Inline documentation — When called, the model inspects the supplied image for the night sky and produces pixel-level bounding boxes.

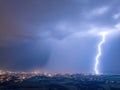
[0,0,120,74]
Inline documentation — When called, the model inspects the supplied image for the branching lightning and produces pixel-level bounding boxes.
[94,32,107,74]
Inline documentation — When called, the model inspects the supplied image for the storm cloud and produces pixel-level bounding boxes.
[0,0,120,73]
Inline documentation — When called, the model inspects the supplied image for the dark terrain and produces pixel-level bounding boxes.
[0,73,120,90]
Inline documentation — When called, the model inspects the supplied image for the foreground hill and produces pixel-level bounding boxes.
[0,73,120,90]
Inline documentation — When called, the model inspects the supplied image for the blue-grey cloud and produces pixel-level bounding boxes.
[0,0,120,73]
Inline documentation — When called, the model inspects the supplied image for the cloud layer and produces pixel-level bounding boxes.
[0,0,120,73]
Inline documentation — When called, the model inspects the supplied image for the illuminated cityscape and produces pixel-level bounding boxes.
[0,70,120,90]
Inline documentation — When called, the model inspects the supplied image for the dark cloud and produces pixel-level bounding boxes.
[0,0,120,73]
[0,40,51,71]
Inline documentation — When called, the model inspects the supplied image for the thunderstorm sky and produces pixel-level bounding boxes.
[0,0,120,74]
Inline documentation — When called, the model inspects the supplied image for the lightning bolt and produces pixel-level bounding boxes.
[94,32,107,74]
